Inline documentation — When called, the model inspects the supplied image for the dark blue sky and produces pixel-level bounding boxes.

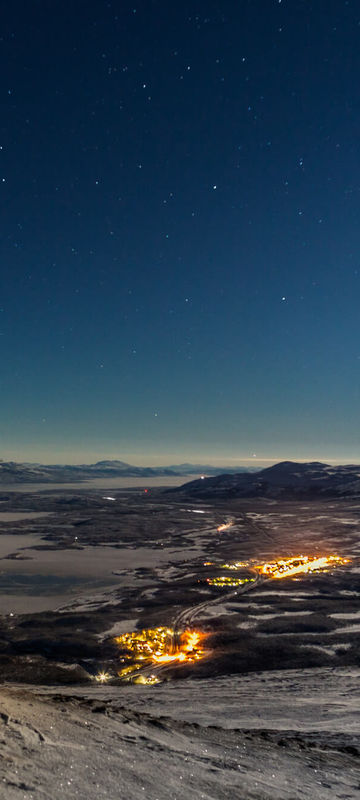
[1,0,359,464]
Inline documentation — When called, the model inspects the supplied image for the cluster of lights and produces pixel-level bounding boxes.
[131,674,160,685]
[256,554,350,579]
[204,555,350,589]
[95,553,350,687]
[217,521,234,532]
[114,626,206,681]
[206,576,255,587]
[115,626,174,659]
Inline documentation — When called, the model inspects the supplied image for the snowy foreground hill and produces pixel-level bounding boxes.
[1,667,359,799]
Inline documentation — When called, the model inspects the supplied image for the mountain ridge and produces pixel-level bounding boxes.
[168,460,360,499]
[0,459,252,484]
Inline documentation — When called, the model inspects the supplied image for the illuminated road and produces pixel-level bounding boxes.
[109,508,351,686]
[113,569,263,684]
[172,568,262,632]
[130,553,349,683]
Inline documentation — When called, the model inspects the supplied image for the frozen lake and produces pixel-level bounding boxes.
[1,540,200,577]
[0,528,203,613]
[0,475,199,493]
[0,512,52,522]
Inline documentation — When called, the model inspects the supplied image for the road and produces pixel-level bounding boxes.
[172,568,262,632]
[132,568,263,681]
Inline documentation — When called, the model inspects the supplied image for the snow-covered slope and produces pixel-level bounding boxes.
[1,667,359,800]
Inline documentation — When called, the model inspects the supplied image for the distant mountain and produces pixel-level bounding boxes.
[164,463,255,476]
[0,459,257,484]
[168,461,360,499]
[0,460,178,484]
[86,460,133,470]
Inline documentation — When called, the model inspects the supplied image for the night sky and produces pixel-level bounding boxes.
[1,0,359,465]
